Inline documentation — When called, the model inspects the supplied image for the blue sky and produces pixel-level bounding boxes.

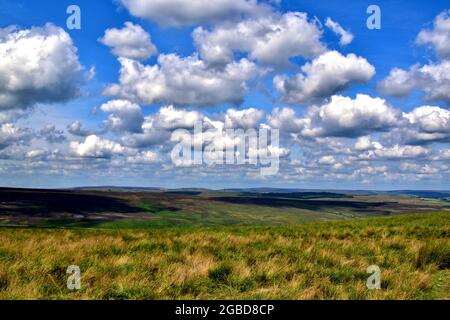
[0,0,449,190]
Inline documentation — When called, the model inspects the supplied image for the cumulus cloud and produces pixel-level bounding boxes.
[127,150,159,164]
[301,94,399,138]
[120,106,202,148]
[416,10,450,60]
[121,106,266,149]
[248,145,290,160]
[404,106,450,133]
[69,135,127,158]
[100,100,144,133]
[99,22,157,61]
[378,67,416,97]
[378,61,450,104]
[318,155,336,165]
[0,23,89,111]
[379,11,450,105]
[266,107,305,133]
[193,12,326,68]
[366,145,429,160]
[433,149,450,160]
[25,148,62,161]
[39,125,66,144]
[0,109,27,124]
[168,114,289,168]
[104,55,260,107]
[0,123,30,149]
[325,18,354,46]
[399,163,441,175]
[224,108,264,129]
[3,6,450,187]
[67,121,95,137]
[395,106,450,144]
[274,51,375,104]
[119,0,269,27]
[354,136,383,151]
[145,106,203,130]
[26,149,50,159]
[121,130,171,149]
[267,95,398,139]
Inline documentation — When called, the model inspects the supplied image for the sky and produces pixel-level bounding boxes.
[0,0,449,190]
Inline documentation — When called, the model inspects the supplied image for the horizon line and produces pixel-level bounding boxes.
[0,186,449,193]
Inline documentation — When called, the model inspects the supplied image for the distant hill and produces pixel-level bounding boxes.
[70,186,165,192]
[67,186,450,199]
[1,187,448,229]
[384,190,450,199]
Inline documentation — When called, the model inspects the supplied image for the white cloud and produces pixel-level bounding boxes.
[267,95,398,139]
[0,23,89,110]
[127,150,159,164]
[26,149,49,159]
[119,0,268,27]
[325,18,354,46]
[0,109,27,124]
[395,106,450,144]
[121,130,171,148]
[301,94,399,138]
[377,67,417,97]
[193,12,326,67]
[224,108,264,129]
[266,107,305,133]
[145,105,203,130]
[104,55,261,107]
[67,121,94,137]
[353,144,429,161]
[121,106,265,149]
[399,162,441,175]
[353,165,388,176]
[274,51,375,103]
[0,123,29,149]
[120,106,202,148]
[416,10,450,60]
[380,11,450,105]
[378,61,450,105]
[318,155,336,165]
[99,22,157,61]
[354,136,383,151]
[433,149,450,160]
[372,145,429,160]
[100,99,144,133]
[39,124,66,144]
[69,135,127,158]
[404,106,450,133]
[248,145,290,160]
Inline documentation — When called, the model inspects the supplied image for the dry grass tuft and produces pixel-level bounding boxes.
[0,212,448,299]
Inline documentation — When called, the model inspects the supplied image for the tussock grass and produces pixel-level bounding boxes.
[416,242,450,270]
[0,212,448,300]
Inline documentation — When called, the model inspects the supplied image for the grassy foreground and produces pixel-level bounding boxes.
[0,212,448,300]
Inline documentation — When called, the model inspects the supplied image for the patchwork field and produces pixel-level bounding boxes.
[0,188,448,300]
[0,188,449,228]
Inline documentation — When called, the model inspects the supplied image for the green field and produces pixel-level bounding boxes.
[1,188,449,228]
[0,212,448,300]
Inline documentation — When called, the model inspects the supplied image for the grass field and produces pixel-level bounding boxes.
[1,188,449,228]
[0,212,448,300]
